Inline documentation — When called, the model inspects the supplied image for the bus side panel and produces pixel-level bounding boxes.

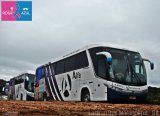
[15,83,26,100]
[86,49,107,101]
[79,67,107,101]
[55,68,94,101]
[56,73,70,101]
[93,78,107,101]
[44,66,55,100]
[80,68,94,101]
[9,86,15,100]
[34,86,39,100]
[39,78,45,100]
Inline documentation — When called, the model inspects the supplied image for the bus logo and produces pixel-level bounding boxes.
[62,74,72,97]
[1,1,32,21]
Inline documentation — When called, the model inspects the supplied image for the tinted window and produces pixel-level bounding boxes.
[51,63,56,75]
[9,79,15,86]
[44,66,49,77]
[75,51,88,69]
[55,60,65,75]
[15,76,24,85]
[97,55,110,79]
[65,56,75,72]
[47,65,52,77]
[89,47,110,80]
[54,51,88,75]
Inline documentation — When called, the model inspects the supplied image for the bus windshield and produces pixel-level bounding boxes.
[127,52,147,85]
[89,47,147,86]
[25,74,34,92]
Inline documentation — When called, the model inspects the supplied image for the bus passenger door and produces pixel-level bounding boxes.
[93,55,108,101]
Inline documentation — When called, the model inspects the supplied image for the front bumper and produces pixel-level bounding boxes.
[107,87,148,102]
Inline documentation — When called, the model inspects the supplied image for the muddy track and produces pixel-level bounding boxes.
[0,101,159,116]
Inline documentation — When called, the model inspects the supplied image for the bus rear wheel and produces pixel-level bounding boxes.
[20,94,23,101]
[43,92,47,101]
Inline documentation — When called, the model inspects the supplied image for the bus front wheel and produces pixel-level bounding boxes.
[81,88,90,102]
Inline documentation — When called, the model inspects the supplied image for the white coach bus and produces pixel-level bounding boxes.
[34,44,154,102]
[8,73,35,100]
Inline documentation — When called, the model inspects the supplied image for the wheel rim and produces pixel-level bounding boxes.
[84,94,90,102]
[43,96,47,101]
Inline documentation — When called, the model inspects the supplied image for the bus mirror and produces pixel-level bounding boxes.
[96,52,112,64]
[143,58,154,70]
[150,62,154,70]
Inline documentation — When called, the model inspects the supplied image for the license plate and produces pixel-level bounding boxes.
[129,96,136,100]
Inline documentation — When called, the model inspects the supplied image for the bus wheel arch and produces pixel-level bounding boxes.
[81,87,90,102]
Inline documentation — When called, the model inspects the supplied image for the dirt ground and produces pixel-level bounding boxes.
[0,101,160,116]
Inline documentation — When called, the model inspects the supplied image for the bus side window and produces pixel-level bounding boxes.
[65,56,75,72]
[55,60,65,75]
[51,63,56,75]
[75,51,89,70]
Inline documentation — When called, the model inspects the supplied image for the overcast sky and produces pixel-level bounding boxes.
[0,0,160,87]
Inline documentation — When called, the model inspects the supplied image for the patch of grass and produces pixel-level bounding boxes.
[147,86,160,104]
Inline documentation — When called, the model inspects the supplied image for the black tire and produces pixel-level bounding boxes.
[20,94,23,101]
[43,92,47,101]
[81,90,90,102]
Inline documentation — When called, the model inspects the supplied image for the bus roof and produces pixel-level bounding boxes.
[10,73,35,80]
[39,43,139,68]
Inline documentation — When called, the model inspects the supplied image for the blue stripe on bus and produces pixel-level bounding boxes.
[50,65,64,101]
[44,67,54,100]
[47,66,59,100]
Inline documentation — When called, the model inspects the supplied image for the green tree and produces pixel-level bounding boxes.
[0,79,6,95]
